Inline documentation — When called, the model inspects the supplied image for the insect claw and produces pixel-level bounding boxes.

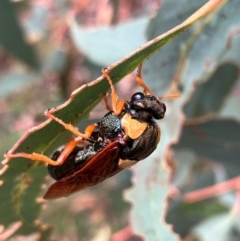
[44,109,50,115]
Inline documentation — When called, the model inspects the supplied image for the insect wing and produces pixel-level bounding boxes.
[44,141,122,199]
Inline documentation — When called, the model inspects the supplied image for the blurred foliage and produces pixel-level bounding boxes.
[0,0,38,68]
[0,0,240,241]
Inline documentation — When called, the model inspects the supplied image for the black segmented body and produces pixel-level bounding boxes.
[48,140,107,180]
[48,92,166,180]
[97,111,123,140]
[120,120,160,160]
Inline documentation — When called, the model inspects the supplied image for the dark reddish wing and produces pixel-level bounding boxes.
[44,141,122,199]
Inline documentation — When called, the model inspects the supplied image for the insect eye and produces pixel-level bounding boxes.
[131,92,144,101]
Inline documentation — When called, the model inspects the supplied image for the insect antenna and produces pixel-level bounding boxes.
[136,64,153,95]
[158,93,181,100]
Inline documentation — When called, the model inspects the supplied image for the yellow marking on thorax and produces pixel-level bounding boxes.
[118,159,138,168]
[121,113,148,139]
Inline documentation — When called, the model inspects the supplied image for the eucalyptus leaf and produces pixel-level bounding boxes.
[70,17,149,66]
[184,63,239,119]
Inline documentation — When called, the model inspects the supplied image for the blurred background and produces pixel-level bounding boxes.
[0,0,240,240]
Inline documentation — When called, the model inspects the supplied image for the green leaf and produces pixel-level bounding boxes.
[184,63,239,119]
[144,0,205,94]
[125,158,179,241]
[172,119,240,165]
[0,0,38,68]
[165,150,230,237]
[70,16,149,66]
[166,199,228,237]
[192,213,237,241]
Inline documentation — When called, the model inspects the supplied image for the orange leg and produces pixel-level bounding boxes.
[4,111,97,165]
[45,110,97,139]
[136,64,153,95]
[102,68,125,116]
[103,93,112,112]
[4,137,84,166]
